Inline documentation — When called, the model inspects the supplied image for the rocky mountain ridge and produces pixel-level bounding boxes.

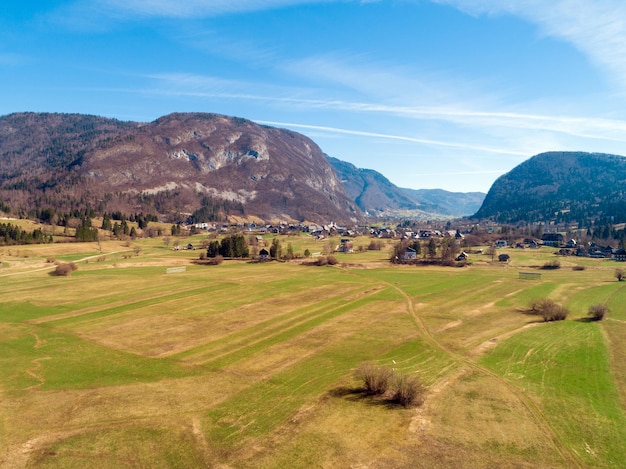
[0,112,359,223]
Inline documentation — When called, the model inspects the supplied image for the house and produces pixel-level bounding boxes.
[337,239,354,253]
[613,248,626,262]
[576,247,588,257]
[258,248,270,260]
[456,252,469,261]
[542,233,564,247]
[498,253,510,262]
[403,247,417,261]
[495,239,507,248]
[589,246,605,258]
[565,239,577,248]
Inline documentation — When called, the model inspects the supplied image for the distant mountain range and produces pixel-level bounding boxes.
[326,156,485,217]
[0,112,485,223]
[474,151,626,226]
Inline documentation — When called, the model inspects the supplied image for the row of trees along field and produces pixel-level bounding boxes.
[0,223,52,245]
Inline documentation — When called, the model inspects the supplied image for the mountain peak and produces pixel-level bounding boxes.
[0,112,359,223]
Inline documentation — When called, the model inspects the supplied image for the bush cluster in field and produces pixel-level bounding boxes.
[541,259,561,270]
[528,298,610,322]
[355,362,425,408]
[50,261,78,276]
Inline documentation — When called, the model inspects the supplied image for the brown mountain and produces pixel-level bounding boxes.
[0,112,360,223]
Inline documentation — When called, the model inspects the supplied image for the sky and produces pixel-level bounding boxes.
[2,1,626,193]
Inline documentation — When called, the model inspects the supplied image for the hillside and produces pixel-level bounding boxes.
[401,188,485,218]
[327,156,484,217]
[0,112,359,223]
[473,151,626,224]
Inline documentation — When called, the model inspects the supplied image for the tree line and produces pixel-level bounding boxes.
[0,223,52,245]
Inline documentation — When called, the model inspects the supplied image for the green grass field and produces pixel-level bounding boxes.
[1,238,625,468]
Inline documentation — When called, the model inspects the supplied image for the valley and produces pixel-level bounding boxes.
[1,235,625,468]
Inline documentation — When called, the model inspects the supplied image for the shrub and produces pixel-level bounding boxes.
[210,255,224,265]
[368,240,383,251]
[327,255,338,265]
[541,259,561,270]
[588,304,610,321]
[572,265,586,271]
[616,268,625,282]
[392,374,425,408]
[355,362,392,395]
[528,298,550,313]
[528,298,569,322]
[51,262,77,276]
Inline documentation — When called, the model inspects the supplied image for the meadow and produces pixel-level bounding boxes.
[1,234,625,468]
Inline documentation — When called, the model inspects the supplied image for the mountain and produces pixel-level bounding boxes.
[326,156,417,212]
[326,156,485,217]
[473,151,626,225]
[401,188,486,218]
[0,112,359,223]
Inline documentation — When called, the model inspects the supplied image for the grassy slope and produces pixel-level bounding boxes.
[0,240,625,468]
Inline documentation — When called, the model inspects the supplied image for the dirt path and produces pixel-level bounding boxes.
[356,270,584,468]
[23,357,51,391]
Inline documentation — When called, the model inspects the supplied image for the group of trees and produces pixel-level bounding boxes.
[101,212,157,231]
[391,238,460,265]
[188,196,245,224]
[75,218,99,242]
[0,223,52,245]
[206,234,249,258]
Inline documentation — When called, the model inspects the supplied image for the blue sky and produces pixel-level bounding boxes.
[2,1,626,192]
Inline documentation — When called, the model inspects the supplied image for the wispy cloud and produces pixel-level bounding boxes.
[255,120,528,156]
[145,72,626,145]
[60,0,338,21]
[282,54,454,104]
[433,0,626,91]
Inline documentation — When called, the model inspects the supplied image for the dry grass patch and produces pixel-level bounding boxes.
[229,300,402,379]
[422,369,565,467]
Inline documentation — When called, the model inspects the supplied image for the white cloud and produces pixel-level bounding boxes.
[145,71,626,146]
[256,120,528,155]
[433,0,626,91]
[282,54,453,103]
